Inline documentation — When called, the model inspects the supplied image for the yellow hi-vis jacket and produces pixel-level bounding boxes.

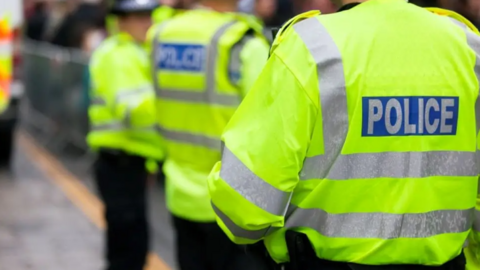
[148,8,270,222]
[87,32,165,162]
[209,0,480,266]
[0,14,11,114]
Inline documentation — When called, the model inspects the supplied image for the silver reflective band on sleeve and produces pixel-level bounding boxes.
[294,17,348,177]
[0,41,12,56]
[91,121,124,131]
[301,151,478,180]
[90,97,106,106]
[116,86,154,101]
[212,202,269,240]
[157,125,221,150]
[474,210,480,232]
[92,121,158,132]
[286,207,474,239]
[153,21,242,107]
[448,18,480,175]
[220,146,292,216]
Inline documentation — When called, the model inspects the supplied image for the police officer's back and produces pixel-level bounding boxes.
[87,0,164,269]
[148,0,270,269]
[209,0,480,269]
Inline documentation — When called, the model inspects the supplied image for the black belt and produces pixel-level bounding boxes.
[97,149,146,168]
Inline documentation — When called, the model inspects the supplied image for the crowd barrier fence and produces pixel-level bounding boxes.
[21,39,93,167]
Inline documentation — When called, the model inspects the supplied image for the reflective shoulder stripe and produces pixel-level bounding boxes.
[448,17,480,153]
[153,20,242,107]
[286,206,473,239]
[228,34,255,87]
[294,17,348,179]
[474,210,480,232]
[212,202,270,240]
[220,146,292,216]
[157,125,221,150]
[270,10,321,56]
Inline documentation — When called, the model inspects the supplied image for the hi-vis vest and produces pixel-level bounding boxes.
[87,33,165,161]
[208,0,480,266]
[0,14,11,114]
[150,9,266,221]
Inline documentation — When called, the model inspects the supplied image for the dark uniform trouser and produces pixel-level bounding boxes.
[172,215,270,270]
[94,151,149,270]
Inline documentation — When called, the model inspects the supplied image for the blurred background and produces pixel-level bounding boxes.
[0,0,479,269]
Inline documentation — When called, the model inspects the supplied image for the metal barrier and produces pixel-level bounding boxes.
[21,39,92,163]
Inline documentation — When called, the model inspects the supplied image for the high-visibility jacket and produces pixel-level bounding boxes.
[466,232,480,270]
[0,14,11,114]
[148,8,270,222]
[87,32,165,162]
[106,6,177,36]
[208,0,480,266]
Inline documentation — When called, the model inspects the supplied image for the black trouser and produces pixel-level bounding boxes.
[172,215,269,270]
[94,151,149,270]
[282,231,466,270]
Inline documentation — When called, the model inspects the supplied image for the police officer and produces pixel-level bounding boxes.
[208,0,480,269]
[87,0,164,269]
[148,0,270,269]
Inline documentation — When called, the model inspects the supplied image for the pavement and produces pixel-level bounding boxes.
[0,131,177,270]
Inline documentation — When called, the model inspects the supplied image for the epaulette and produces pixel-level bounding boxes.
[269,10,321,57]
[426,7,480,34]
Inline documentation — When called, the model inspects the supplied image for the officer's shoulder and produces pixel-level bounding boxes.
[90,36,126,64]
[425,7,480,34]
[270,10,321,55]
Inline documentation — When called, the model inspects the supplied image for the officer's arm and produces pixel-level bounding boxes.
[90,49,154,128]
[208,44,318,244]
[238,36,270,97]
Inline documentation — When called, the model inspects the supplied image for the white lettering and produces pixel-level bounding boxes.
[418,98,424,134]
[182,47,203,69]
[368,99,383,135]
[425,98,440,134]
[440,98,454,133]
[404,98,416,134]
[385,99,402,134]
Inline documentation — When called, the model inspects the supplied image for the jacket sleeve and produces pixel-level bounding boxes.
[89,45,155,129]
[238,36,270,97]
[208,51,318,244]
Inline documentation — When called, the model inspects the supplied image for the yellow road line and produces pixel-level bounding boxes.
[18,131,171,270]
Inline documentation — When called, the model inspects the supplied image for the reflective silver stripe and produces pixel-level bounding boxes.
[116,86,154,101]
[151,22,170,97]
[212,202,269,240]
[157,125,221,150]
[91,122,158,132]
[156,88,239,106]
[449,18,480,176]
[301,151,477,180]
[220,146,292,216]
[474,210,480,232]
[90,97,106,106]
[286,207,474,239]
[0,41,12,56]
[91,122,124,131]
[294,17,348,179]
[152,21,241,107]
[228,35,255,86]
